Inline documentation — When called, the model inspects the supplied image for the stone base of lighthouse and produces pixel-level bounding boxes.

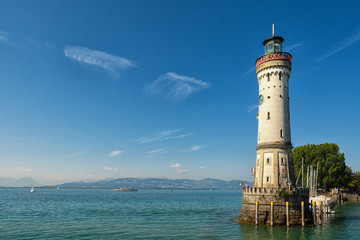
[238,187,313,225]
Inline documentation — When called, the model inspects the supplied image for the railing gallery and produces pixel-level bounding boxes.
[242,186,309,195]
[255,52,292,67]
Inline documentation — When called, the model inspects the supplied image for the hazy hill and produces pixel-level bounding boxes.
[0,177,41,187]
[55,177,252,189]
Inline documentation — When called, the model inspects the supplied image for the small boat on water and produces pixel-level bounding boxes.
[57,187,60,191]
[30,186,35,193]
[113,187,137,192]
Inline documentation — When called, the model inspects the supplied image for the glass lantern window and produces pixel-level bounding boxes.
[265,43,274,54]
[274,44,281,52]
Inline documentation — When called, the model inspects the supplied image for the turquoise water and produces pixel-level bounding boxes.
[0,189,359,239]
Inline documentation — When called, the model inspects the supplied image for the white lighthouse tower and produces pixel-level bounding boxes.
[254,25,295,189]
[238,25,312,225]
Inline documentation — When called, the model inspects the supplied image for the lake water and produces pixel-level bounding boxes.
[0,188,359,239]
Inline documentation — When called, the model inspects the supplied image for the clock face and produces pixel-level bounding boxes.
[259,95,264,105]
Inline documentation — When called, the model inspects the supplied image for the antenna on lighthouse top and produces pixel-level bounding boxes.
[272,24,275,36]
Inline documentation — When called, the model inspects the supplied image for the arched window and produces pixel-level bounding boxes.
[279,72,282,80]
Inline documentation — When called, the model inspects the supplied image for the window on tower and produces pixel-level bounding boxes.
[280,129,283,138]
[266,177,270,182]
[267,73,270,81]
[274,44,280,52]
[267,112,270,120]
[279,72,282,80]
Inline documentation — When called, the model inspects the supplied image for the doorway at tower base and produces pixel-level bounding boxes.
[238,187,313,225]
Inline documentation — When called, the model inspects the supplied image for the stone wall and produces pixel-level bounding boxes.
[239,187,313,225]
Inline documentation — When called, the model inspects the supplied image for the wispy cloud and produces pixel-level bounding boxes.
[242,66,256,77]
[198,166,205,169]
[169,162,187,174]
[19,168,32,173]
[66,152,87,158]
[144,72,210,101]
[284,43,302,52]
[137,129,193,144]
[315,28,360,62]
[170,162,181,168]
[146,148,168,156]
[178,145,203,153]
[247,104,258,113]
[64,45,136,78]
[0,30,15,47]
[108,150,123,157]
[26,36,54,51]
[103,166,118,172]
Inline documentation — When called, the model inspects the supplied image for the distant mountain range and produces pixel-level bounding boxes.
[54,178,252,189]
[0,177,41,187]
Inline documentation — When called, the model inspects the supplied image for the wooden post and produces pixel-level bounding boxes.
[318,201,322,225]
[301,201,305,226]
[310,200,313,214]
[270,201,274,226]
[286,201,289,226]
[313,201,316,225]
[255,201,259,225]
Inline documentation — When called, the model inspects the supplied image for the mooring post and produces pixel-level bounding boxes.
[310,200,313,214]
[301,201,305,226]
[286,201,289,226]
[313,201,316,226]
[255,201,259,225]
[270,201,274,226]
[318,201,322,225]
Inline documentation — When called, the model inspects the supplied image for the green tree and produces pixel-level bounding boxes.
[293,143,351,190]
[348,171,360,191]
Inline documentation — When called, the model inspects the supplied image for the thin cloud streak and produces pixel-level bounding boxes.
[242,66,256,77]
[108,150,123,157]
[146,148,168,157]
[20,168,32,173]
[64,45,136,78]
[315,28,360,62]
[284,43,302,52]
[144,72,210,100]
[66,152,87,158]
[179,145,203,153]
[137,129,194,144]
[0,30,15,47]
[247,104,258,113]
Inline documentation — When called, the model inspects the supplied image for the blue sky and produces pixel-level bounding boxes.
[0,0,359,184]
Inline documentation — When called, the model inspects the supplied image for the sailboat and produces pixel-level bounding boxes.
[30,186,35,193]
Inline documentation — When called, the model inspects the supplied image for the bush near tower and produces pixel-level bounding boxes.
[293,143,353,191]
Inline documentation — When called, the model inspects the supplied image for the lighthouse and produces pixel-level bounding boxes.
[254,25,295,189]
[238,25,312,225]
